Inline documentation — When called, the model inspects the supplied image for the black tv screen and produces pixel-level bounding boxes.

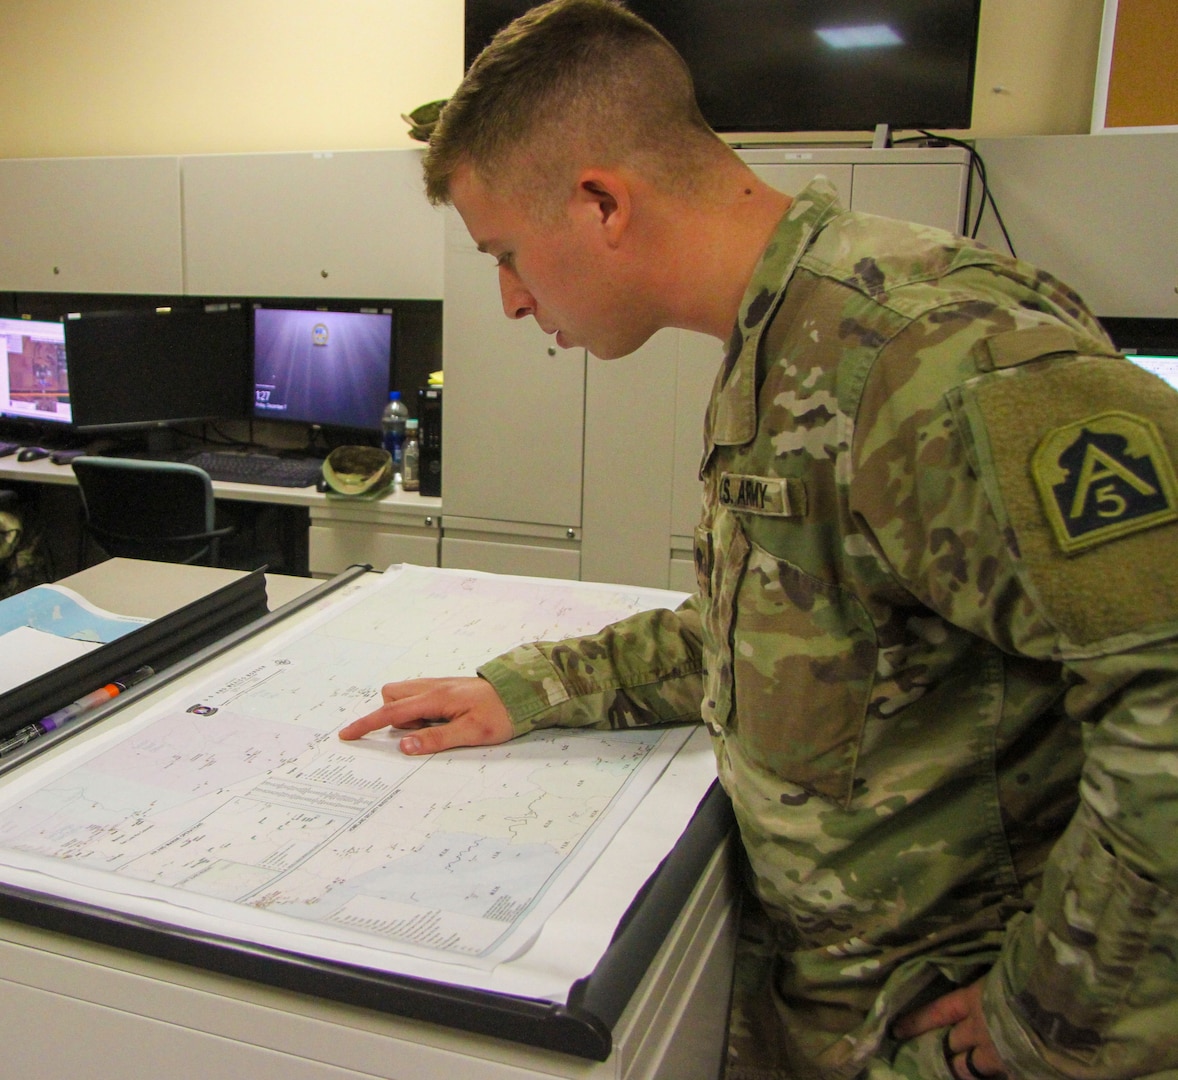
[65,306,252,432]
[465,0,981,133]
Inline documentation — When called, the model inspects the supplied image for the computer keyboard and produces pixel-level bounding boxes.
[186,450,325,488]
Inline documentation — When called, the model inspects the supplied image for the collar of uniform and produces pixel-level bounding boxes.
[705,177,844,456]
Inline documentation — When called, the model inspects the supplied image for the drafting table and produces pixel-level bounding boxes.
[0,560,737,1080]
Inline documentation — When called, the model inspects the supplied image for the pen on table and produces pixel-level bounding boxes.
[0,664,155,758]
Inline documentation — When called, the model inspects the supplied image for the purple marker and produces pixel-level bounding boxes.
[0,664,155,757]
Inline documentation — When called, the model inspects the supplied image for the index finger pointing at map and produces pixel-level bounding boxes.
[337,678,434,736]
[338,676,515,753]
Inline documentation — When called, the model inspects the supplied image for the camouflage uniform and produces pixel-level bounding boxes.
[0,501,51,599]
[479,178,1178,1078]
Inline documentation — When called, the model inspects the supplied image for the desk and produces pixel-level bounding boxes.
[0,453,443,578]
[0,560,737,1080]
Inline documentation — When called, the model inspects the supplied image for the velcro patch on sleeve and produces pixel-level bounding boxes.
[718,473,806,517]
[956,355,1178,648]
[1032,411,1178,554]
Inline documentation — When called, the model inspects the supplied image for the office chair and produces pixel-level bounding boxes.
[72,457,233,566]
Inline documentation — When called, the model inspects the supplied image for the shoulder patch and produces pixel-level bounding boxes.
[953,354,1178,647]
[1032,411,1178,554]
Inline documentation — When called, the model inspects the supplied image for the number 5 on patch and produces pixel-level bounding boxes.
[1033,410,1178,554]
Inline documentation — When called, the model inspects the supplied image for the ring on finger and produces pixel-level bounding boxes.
[963,1046,987,1080]
[941,1026,955,1068]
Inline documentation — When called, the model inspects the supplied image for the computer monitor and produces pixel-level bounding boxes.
[252,307,393,432]
[0,317,71,425]
[391,300,443,420]
[65,305,252,432]
[1125,352,1178,393]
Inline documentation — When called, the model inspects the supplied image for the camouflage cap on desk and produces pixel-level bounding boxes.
[322,446,394,497]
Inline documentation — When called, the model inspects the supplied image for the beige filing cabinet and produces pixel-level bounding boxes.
[0,155,184,294]
[180,149,443,300]
[308,495,442,577]
[0,149,441,301]
[440,208,587,579]
[580,328,680,588]
[740,144,971,234]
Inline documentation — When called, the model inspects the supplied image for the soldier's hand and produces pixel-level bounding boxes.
[339,676,514,755]
[893,977,1007,1079]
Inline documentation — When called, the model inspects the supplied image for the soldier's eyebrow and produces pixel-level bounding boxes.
[475,241,512,267]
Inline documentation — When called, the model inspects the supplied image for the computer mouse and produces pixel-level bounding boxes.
[16,447,51,462]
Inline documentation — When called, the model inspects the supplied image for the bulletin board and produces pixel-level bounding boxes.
[1092,0,1178,132]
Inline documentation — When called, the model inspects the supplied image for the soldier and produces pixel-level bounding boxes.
[341,2,1178,1077]
[0,491,51,598]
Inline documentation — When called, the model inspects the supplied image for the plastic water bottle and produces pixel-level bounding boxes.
[380,391,409,471]
[402,418,420,491]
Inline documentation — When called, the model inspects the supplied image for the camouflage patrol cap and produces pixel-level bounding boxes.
[322,446,394,497]
[402,99,448,143]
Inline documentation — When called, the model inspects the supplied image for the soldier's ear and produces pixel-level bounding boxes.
[573,169,631,246]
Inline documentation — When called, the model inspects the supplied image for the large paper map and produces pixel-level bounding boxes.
[0,566,699,979]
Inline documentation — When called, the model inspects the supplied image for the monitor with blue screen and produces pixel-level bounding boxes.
[252,308,393,432]
[1126,352,1178,393]
[0,317,71,425]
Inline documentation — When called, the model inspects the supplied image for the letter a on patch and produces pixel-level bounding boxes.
[1032,411,1178,554]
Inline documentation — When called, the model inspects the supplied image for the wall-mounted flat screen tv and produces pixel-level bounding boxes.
[465,0,982,134]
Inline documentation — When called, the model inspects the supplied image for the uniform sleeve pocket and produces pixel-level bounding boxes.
[995,807,1177,1071]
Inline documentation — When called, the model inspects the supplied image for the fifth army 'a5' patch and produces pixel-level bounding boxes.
[1032,411,1178,554]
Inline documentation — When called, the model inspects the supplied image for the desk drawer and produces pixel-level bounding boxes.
[308,523,439,577]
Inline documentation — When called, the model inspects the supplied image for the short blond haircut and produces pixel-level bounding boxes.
[423,0,727,215]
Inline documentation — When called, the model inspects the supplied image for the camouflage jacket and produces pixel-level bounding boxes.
[479,179,1178,1079]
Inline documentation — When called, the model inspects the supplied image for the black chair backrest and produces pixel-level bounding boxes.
[72,457,230,565]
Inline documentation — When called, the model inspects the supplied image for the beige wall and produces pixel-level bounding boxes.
[0,0,464,157]
[971,0,1105,136]
[0,0,1104,160]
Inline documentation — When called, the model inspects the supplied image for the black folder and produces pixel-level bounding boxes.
[0,568,270,737]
